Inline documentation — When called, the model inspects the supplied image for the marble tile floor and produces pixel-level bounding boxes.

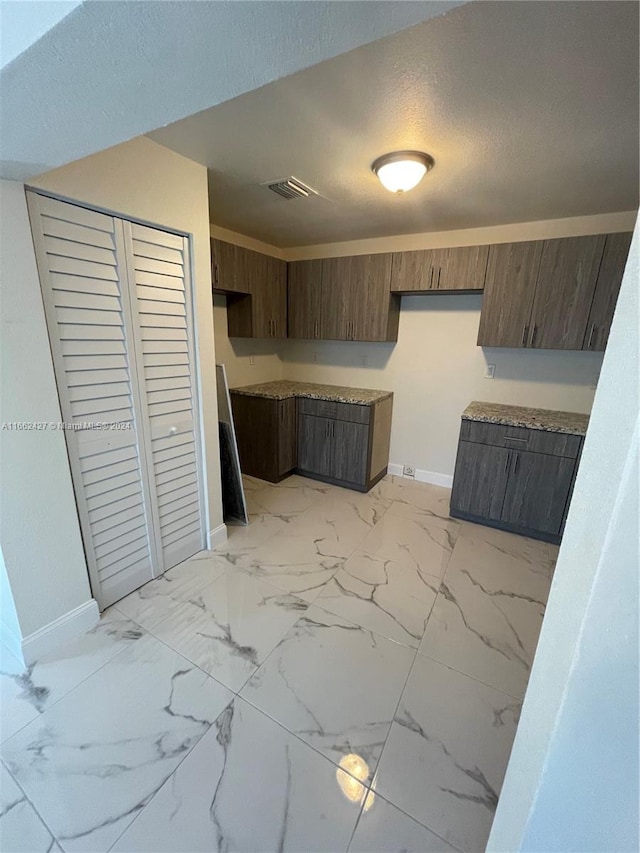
[0,474,557,853]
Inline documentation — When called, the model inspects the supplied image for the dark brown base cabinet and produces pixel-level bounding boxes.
[230,392,393,492]
[296,397,392,491]
[229,393,297,483]
[450,420,583,544]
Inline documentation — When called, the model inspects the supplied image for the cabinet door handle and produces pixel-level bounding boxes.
[314,319,319,338]
[504,451,511,473]
[587,323,597,349]
[513,452,520,475]
[214,265,219,285]
[436,267,441,289]
[429,267,434,289]
[529,324,538,346]
[521,324,529,346]
[331,421,335,438]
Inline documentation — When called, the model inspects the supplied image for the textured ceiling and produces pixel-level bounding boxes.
[1,0,461,179]
[149,1,640,248]
[0,0,82,68]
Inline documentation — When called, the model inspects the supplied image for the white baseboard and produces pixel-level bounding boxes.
[388,463,453,489]
[22,599,99,664]
[207,523,228,550]
[0,621,24,667]
[415,468,454,489]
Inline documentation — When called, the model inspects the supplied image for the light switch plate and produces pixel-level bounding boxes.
[249,355,256,366]
[484,363,496,379]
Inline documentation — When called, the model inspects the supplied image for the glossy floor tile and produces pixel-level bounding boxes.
[316,550,439,649]
[283,488,390,559]
[111,696,364,853]
[348,790,458,853]
[115,550,230,630]
[1,633,232,853]
[360,504,460,581]
[149,569,310,691]
[226,530,345,602]
[419,522,554,698]
[0,475,552,853]
[374,655,520,853]
[0,764,61,853]
[0,612,142,744]
[240,604,415,780]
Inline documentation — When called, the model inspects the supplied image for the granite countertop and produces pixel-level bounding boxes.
[230,379,392,406]
[462,401,589,435]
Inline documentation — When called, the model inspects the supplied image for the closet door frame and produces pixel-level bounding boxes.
[27,188,206,605]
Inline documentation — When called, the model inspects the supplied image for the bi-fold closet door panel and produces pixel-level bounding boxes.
[122,222,203,570]
[27,192,204,608]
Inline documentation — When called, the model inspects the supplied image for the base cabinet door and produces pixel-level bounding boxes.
[278,398,297,476]
[297,414,333,477]
[500,450,575,535]
[450,441,510,521]
[331,420,369,485]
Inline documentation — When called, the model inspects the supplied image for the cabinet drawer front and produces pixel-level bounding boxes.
[460,419,582,458]
[298,397,371,424]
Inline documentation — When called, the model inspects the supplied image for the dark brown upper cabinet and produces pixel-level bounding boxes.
[288,260,322,339]
[288,254,399,342]
[477,241,544,348]
[321,254,399,342]
[527,235,605,350]
[211,239,250,294]
[391,245,489,293]
[583,232,633,351]
[477,233,631,351]
[390,248,449,292]
[212,239,287,338]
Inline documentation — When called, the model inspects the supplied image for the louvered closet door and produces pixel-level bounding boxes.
[123,222,204,570]
[27,193,157,607]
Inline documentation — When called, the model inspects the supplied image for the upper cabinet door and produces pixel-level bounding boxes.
[440,245,489,291]
[583,232,633,351]
[321,257,355,340]
[528,235,605,350]
[211,239,250,294]
[288,260,322,339]
[352,253,394,341]
[477,241,543,347]
[390,249,448,292]
[264,254,288,338]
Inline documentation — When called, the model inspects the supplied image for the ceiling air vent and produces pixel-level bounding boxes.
[263,176,318,200]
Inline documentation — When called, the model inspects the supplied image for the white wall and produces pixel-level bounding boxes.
[283,300,603,479]
[0,546,26,665]
[210,223,285,387]
[31,136,223,544]
[488,223,639,852]
[213,296,283,389]
[214,211,636,479]
[0,179,92,638]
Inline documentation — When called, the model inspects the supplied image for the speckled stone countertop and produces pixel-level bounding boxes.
[462,401,589,435]
[230,380,392,406]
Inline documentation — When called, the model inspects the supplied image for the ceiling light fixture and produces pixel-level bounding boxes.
[371,150,435,194]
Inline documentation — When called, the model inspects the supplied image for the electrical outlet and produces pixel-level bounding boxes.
[403,465,415,478]
[361,353,369,367]
[249,355,256,366]
[484,363,496,379]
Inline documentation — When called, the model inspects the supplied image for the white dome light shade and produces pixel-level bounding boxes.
[372,151,435,194]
